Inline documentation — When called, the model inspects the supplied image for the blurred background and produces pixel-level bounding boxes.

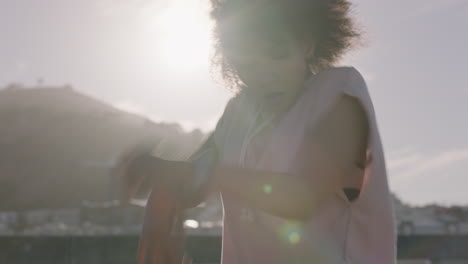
[1,0,468,263]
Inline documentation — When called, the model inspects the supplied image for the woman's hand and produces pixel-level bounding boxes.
[114,142,170,204]
[114,142,196,206]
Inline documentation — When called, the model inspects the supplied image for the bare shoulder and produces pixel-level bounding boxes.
[314,93,368,137]
[310,93,369,169]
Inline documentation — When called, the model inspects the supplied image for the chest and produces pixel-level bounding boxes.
[219,100,312,174]
[242,114,275,168]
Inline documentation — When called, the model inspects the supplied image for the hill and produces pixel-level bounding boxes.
[0,84,206,210]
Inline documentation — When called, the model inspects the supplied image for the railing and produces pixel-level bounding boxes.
[1,235,468,264]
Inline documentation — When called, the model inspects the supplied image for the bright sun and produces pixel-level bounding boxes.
[153,1,213,71]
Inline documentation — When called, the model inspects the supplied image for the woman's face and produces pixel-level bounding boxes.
[223,25,313,115]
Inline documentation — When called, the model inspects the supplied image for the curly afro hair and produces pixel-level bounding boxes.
[210,0,361,90]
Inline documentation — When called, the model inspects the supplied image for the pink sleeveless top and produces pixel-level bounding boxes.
[213,67,397,264]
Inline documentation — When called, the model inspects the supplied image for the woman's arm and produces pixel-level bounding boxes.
[213,166,315,220]
[145,95,367,220]
[212,95,369,221]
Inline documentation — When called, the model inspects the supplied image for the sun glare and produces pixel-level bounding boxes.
[152,1,213,71]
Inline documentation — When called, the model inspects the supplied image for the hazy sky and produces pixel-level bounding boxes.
[1,0,467,206]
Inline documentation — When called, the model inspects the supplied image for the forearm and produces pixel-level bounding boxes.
[159,159,315,220]
[213,165,315,220]
[158,160,216,209]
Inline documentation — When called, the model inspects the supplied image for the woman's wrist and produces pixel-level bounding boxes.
[155,159,194,189]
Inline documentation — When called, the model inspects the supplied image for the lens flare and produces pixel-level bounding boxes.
[279,222,303,245]
[288,231,301,244]
[263,184,273,194]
